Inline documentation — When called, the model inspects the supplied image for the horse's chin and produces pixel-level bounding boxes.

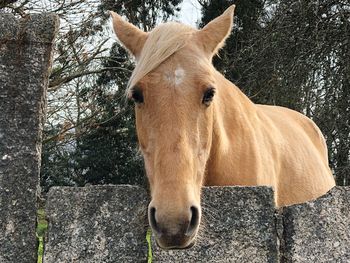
[155,237,196,250]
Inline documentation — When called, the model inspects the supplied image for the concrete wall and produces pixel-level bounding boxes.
[0,14,58,263]
[281,187,350,262]
[43,186,350,263]
[44,186,149,263]
[0,13,349,263]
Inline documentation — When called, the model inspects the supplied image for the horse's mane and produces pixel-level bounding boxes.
[127,22,195,92]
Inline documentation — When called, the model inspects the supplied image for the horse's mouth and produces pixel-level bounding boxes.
[155,237,196,250]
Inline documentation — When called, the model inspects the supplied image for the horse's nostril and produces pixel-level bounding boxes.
[186,206,199,236]
[149,207,161,234]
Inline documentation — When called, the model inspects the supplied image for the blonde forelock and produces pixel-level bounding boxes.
[127,22,196,93]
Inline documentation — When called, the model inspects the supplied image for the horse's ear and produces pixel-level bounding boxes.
[110,11,148,59]
[197,5,235,57]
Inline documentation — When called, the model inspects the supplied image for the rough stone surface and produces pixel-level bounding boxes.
[0,13,58,43]
[0,14,58,263]
[44,185,149,263]
[281,186,350,262]
[152,186,278,262]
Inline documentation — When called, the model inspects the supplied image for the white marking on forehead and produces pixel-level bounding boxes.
[163,66,186,86]
[174,67,185,86]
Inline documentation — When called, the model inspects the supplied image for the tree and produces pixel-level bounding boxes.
[1,0,183,190]
[265,0,350,185]
[39,0,183,190]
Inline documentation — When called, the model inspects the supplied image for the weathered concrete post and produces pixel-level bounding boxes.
[281,186,350,262]
[0,14,58,263]
[44,185,149,262]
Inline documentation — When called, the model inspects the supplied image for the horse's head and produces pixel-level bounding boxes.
[111,6,235,249]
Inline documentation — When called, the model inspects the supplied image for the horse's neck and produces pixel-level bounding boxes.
[213,72,257,138]
[206,72,259,185]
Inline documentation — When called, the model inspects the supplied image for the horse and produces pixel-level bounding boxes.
[110,5,335,250]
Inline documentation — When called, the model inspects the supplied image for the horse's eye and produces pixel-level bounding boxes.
[202,87,215,106]
[131,88,144,104]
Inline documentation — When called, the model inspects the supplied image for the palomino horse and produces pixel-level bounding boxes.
[110,5,335,249]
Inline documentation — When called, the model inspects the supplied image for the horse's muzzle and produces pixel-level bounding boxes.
[149,205,200,249]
